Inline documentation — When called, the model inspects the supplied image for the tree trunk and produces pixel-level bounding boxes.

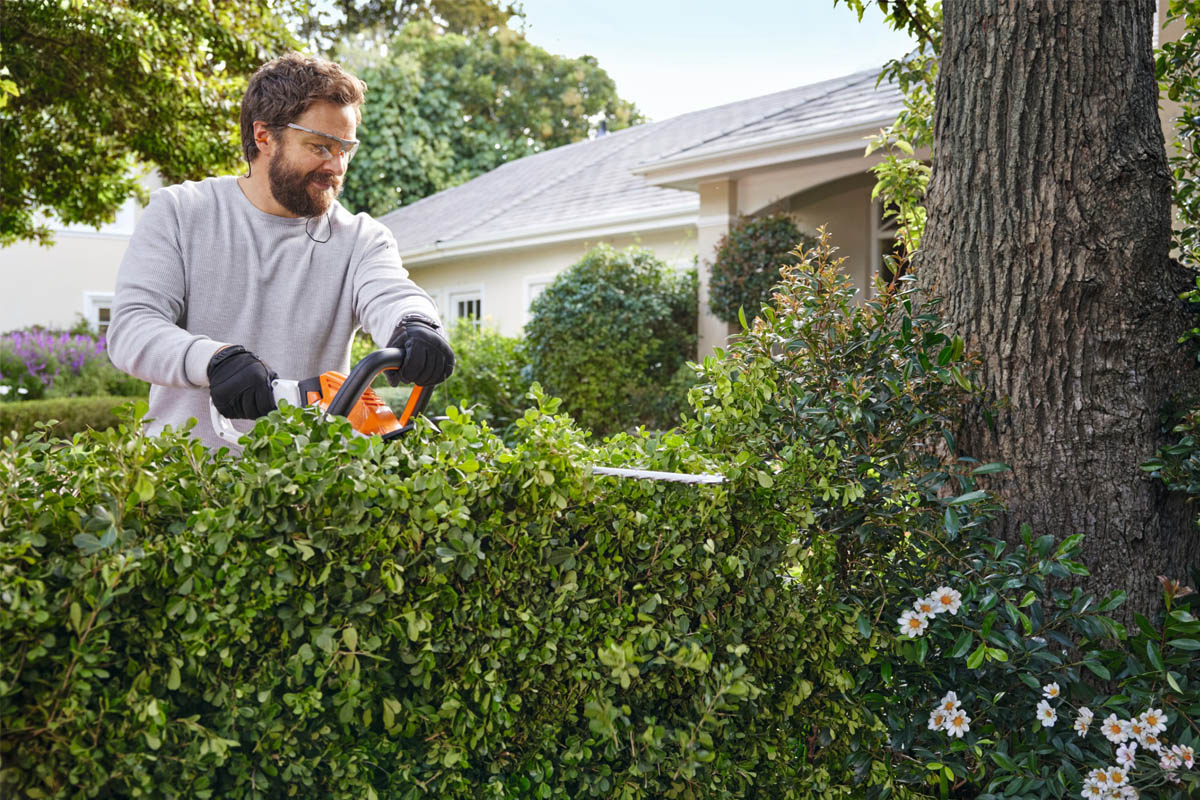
[921,0,1200,621]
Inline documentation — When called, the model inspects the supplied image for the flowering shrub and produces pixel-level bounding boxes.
[0,327,146,401]
[867,528,1200,799]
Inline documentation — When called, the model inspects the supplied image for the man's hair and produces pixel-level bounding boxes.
[240,53,367,164]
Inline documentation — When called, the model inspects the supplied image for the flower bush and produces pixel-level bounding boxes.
[0,327,147,401]
[870,537,1200,799]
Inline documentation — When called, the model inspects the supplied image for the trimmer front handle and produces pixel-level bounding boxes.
[326,347,432,428]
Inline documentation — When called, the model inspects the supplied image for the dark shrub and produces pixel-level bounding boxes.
[707,213,813,325]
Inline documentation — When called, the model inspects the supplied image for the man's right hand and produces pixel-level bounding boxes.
[207,345,278,419]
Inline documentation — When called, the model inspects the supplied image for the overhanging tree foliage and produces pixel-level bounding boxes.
[0,0,302,246]
[915,0,1200,619]
[298,0,522,49]
[339,23,641,216]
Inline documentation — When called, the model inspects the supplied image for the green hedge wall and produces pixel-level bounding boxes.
[0,391,870,799]
[0,395,133,439]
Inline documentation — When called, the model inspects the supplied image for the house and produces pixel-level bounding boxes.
[1,0,1184,350]
[380,68,905,354]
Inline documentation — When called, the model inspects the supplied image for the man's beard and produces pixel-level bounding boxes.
[267,153,342,217]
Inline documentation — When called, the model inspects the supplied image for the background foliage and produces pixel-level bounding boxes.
[435,319,532,439]
[339,22,639,216]
[525,244,697,436]
[0,395,128,439]
[707,214,811,325]
[0,0,301,245]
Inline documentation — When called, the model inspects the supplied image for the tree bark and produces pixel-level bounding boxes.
[921,0,1200,620]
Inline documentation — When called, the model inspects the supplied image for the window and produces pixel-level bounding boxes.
[449,288,483,329]
[524,274,556,325]
[83,292,114,336]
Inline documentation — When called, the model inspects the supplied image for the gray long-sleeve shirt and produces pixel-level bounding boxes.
[108,175,439,449]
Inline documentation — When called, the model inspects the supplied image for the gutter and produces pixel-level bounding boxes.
[400,205,698,267]
[634,118,898,191]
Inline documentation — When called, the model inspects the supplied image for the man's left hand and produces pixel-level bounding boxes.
[385,316,455,386]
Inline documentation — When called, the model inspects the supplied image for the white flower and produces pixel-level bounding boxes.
[1036,699,1058,727]
[1125,718,1147,742]
[898,609,929,638]
[1161,751,1182,771]
[1115,742,1138,767]
[928,709,949,731]
[945,709,970,738]
[1104,766,1128,787]
[930,586,962,615]
[937,691,961,713]
[1087,767,1110,787]
[1139,731,1164,753]
[1171,744,1194,769]
[17,386,27,394]
[1118,786,1139,799]
[1101,714,1130,744]
[1081,782,1104,800]
[1074,706,1094,737]
[1042,682,1061,699]
[1139,708,1166,734]
[913,595,937,616]
[0,385,9,395]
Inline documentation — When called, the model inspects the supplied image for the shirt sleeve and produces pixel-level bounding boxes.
[106,189,229,388]
[352,221,442,347]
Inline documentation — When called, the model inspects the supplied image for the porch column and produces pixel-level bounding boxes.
[697,179,737,357]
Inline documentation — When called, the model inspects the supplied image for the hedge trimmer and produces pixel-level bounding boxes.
[210,349,724,485]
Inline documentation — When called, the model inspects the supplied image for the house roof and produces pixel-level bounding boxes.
[380,68,901,263]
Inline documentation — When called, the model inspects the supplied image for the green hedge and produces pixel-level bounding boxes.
[0,395,134,439]
[0,390,869,799]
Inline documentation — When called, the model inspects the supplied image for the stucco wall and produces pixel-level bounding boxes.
[406,226,699,338]
[0,232,133,332]
[785,174,878,301]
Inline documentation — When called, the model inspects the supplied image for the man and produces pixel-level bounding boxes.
[108,53,453,450]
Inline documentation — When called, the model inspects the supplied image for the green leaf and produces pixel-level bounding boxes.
[970,462,1011,475]
[1166,638,1200,650]
[966,644,986,670]
[946,490,987,507]
[1146,641,1165,672]
[856,614,872,639]
[1083,660,1111,681]
[950,630,973,658]
[72,533,102,554]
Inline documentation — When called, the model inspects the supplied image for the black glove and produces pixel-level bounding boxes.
[385,316,455,386]
[207,345,278,419]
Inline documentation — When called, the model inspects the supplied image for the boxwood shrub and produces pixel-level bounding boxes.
[13,230,1175,800]
[525,244,697,435]
[0,383,873,799]
[708,214,814,326]
[0,395,130,439]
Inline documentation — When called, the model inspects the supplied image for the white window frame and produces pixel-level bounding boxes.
[448,285,485,329]
[83,291,115,336]
[523,273,557,325]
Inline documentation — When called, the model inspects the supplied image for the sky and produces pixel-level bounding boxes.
[515,0,917,122]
